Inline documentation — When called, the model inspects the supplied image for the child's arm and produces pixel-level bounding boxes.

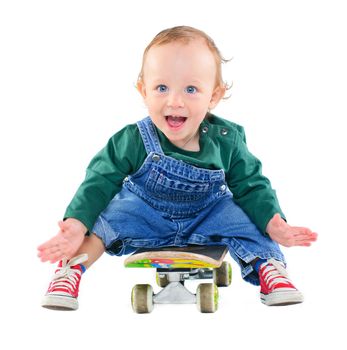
[37,218,87,263]
[266,213,318,247]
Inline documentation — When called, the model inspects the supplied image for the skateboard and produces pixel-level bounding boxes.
[124,245,232,313]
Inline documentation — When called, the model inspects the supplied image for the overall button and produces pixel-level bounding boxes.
[152,154,160,162]
[221,128,228,136]
[220,184,227,192]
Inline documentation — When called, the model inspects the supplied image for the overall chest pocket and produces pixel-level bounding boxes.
[145,168,211,201]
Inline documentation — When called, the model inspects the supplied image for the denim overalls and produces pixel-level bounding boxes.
[92,117,284,285]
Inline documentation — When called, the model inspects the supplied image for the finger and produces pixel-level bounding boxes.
[38,228,66,252]
[291,228,318,239]
[58,220,67,232]
[297,238,317,246]
[292,232,317,241]
[37,244,60,257]
[38,241,59,251]
[39,252,55,263]
[279,234,310,247]
[49,253,66,264]
[310,232,318,240]
[44,246,66,263]
[37,236,61,250]
[290,226,312,235]
[292,232,318,244]
[37,240,52,251]
[39,241,67,256]
[48,251,66,264]
[300,231,318,240]
[297,242,312,247]
[38,246,63,262]
[38,233,68,250]
[291,235,317,246]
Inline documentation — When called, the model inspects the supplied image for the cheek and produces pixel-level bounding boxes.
[143,96,154,109]
[189,96,211,111]
[145,95,162,108]
[145,100,164,118]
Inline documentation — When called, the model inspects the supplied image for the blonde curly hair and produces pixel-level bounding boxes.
[138,25,231,94]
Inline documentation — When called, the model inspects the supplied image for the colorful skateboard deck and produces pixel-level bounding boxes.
[124,245,228,269]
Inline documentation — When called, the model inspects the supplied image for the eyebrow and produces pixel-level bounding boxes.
[149,78,204,85]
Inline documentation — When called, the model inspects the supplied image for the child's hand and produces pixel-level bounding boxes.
[266,213,318,247]
[37,218,87,263]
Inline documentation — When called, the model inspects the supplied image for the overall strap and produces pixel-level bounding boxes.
[137,116,164,155]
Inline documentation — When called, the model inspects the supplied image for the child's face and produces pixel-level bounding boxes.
[137,39,225,149]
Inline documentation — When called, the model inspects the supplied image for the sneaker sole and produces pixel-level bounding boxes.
[41,294,78,311]
[260,290,304,306]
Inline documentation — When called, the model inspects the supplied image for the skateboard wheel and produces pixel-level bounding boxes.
[156,273,169,287]
[196,283,219,313]
[131,284,154,314]
[213,261,232,287]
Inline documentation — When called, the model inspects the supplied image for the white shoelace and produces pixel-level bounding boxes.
[261,258,293,290]
[50,254,88,294]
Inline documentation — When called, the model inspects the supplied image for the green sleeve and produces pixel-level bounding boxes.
[64,125,144,232]
[226,132,285,235]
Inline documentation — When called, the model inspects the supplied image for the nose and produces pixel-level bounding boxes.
[167,92,184,108]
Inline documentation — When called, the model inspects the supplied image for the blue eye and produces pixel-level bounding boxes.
[157,85,168,93]
[185,86,197,94]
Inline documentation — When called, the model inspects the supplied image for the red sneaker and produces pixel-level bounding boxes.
[41,254,88,310]
[259,258,304,306]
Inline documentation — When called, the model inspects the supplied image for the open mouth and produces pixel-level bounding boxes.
[165,115,187,129]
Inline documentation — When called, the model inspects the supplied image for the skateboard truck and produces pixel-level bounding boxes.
[124,245,232,313]
[154,270,197,304]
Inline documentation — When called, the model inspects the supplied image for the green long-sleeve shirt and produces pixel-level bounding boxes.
[64,114,285,234]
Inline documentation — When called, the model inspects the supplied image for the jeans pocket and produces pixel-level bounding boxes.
[145,168,210,201]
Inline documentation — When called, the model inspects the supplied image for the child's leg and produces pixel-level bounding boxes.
[41,233,105,311]
[73,233,105,269]
[186,195,303,305]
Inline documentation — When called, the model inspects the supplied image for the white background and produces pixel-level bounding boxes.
[1,0,346,349]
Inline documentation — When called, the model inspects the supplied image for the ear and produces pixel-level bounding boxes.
[136,80,147,99]
[208,85,226,110]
